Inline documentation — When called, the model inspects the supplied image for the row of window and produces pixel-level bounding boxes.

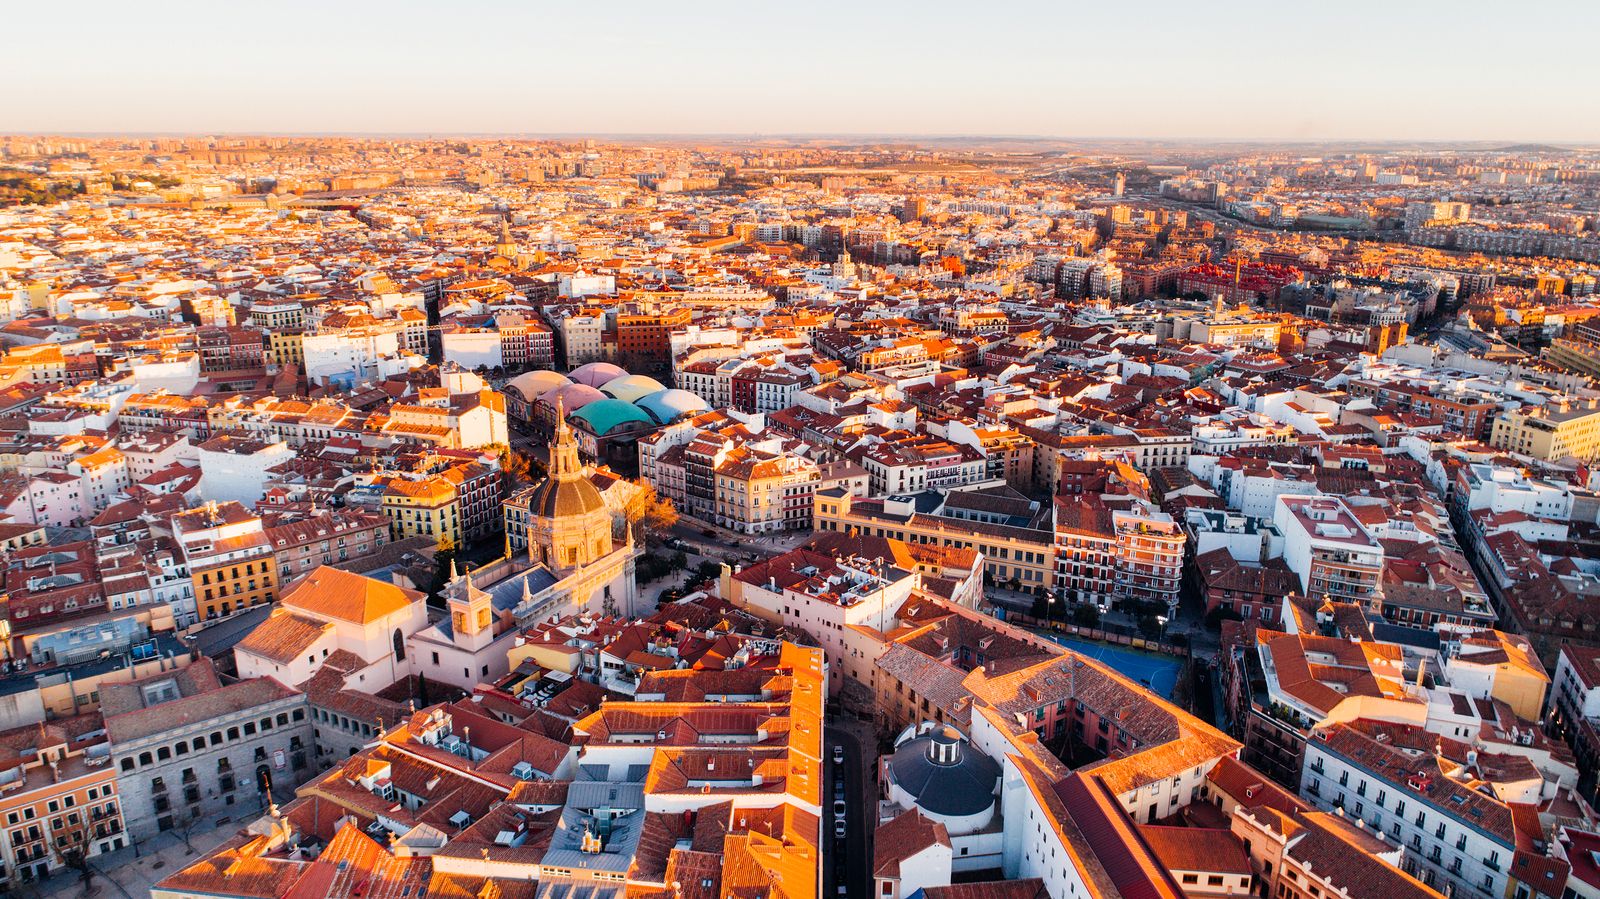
[118,709,306,771]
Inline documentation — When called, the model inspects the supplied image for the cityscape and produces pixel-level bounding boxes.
[6,9,1600,899]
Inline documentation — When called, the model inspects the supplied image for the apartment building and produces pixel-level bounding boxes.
[1218,761,1445,899]
[816,489,1055,593]
[173,501,278,620]
[0,716,125,887]
[727,548,916,694]
[1489,403,1600,462]
[1056,494,1183,612]
[615,307,690,370]
[1273,494,1384,610]
[380,474,462,550]
[1301,723,1553,899]
[263,507,390,586]
[713,446,819,533]
[195,435,295,509]
[1549,644,1600,808]
[1112,507,1186,610]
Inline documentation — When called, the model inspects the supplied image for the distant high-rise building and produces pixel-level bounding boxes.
[1403,200,1472,231]
[1112,171,1126,197]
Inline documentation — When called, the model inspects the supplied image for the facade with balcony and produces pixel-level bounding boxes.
[1274,494,1385,610]
[0,718,124,887]
[1301,725,1535,899]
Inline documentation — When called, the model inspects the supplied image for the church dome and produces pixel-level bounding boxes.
[886,725,1001,821]
[524,467,606,519]
[524,410,607,521]
[569,362,628,389]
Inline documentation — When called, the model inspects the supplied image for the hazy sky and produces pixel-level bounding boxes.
[11,0,1599,142]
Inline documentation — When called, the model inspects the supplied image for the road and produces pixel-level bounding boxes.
[666,518,811,564]
[1137,192,1399,239]
[825,725,868,899]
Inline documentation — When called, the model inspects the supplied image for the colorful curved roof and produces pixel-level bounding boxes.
[568,362,628,389]
[636,388,711,424]
[570,398,654,435]
[539,382,606,412]
[601,374,667,403]
[507,369,570,401]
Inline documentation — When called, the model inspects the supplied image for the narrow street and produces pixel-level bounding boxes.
[825,717,872,899]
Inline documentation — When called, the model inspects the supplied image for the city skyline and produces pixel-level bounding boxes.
[12,0,1600,142]
[5,6,1600,895]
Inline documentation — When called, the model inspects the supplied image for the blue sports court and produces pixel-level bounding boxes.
[1045,634,1182,699]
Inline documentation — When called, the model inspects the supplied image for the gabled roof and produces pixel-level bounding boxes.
[284,565,423,625]
[237,608,334,664]
[873,808,950,879]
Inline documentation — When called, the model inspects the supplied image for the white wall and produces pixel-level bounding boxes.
[441,331,504,371]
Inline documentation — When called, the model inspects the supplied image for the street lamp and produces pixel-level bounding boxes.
[1156,614,1168,644]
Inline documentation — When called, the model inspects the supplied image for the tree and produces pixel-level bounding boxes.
[502,448,535,490]
[619,482,679,541]
[167,804,204,855]
[431,546,457,595]
[61,840,92,888]
[1137,614,1163,642]
[1072,604,1101,628]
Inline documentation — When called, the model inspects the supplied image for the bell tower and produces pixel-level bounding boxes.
[447,564,496,652]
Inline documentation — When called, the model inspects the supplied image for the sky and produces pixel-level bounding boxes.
[10,0,1600,142]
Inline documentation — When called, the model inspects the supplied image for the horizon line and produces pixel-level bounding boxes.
[4,131,1599,149]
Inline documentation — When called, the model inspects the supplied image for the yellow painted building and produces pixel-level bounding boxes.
[173,503,277,621]
[381,475,462,550]
[266,330,305,368]
[814,489,1055,591]
[1489,403,1600,462]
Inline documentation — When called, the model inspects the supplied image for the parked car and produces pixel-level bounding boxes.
[834,819,846,839]
[832,744,845,764]
[833,799,846,821]
[833,779,844,798]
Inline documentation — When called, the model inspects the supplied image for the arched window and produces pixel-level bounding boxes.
[393,628,406,663]
[120,758,134,773]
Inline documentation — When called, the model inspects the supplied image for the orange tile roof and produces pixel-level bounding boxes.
[236,608,334,664]
[283,565,424,625]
